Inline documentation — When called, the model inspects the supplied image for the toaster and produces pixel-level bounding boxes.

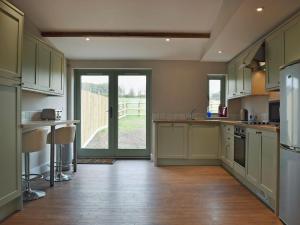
[41,109,62,120]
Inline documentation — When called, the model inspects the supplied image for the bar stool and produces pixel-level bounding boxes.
[22,129,48,201]
[46,125,76,182]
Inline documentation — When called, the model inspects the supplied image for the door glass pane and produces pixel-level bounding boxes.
[208,79,221,113]
[118,76,146,149]
[81,76,109,149]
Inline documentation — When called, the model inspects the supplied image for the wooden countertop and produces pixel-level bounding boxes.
[21,120,80,128]
[153,119,279,132]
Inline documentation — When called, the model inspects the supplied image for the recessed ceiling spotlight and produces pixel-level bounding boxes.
[165,38,171,42]
[218,50,223,54]
[256,7,264,12]
[85,37,90,41]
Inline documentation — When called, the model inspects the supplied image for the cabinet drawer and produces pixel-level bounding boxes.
[224,124,234,134]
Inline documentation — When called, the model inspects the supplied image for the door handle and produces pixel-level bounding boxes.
[109,106,113,119]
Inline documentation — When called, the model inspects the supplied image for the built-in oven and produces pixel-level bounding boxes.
[234,126,246,168]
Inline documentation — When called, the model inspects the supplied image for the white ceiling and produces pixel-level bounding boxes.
[46,37,208,60]
[8,0,300,61]
[202,0,300,61]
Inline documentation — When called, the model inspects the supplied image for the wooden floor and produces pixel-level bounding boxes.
[2,160,282,225]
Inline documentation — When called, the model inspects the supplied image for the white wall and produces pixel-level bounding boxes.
[68,60,227,119]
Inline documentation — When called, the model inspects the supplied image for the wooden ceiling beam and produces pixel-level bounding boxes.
[41,31,210,38]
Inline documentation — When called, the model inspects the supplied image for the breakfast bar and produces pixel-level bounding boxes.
[21,120,80,187]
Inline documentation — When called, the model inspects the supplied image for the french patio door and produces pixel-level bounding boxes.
[75,69,151,158]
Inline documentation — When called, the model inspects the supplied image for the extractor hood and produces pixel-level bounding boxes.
[239,41,265,71]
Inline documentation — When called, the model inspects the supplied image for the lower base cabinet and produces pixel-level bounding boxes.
[155,122,279,211]
[0,80,22,221]
[156,123,188,159]
[246,129,262,186]
[188,124,219,159]
[221,124,234,167]
[260,131,278,199]
[155,122,220,165]
[244,128,278,211]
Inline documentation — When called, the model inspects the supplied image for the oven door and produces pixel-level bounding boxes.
[234,134,246,167]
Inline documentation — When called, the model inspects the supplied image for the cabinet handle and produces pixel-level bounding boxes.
[256,131,262,134]
[49,89,55,92]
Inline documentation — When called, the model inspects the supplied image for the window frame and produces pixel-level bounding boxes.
[207,74,226,115]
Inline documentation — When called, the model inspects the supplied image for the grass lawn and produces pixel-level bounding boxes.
[118,115,146,132]
[85,115,146,149]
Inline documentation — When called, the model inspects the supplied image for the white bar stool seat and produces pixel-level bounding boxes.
[46,125,76,182]
[22,128,48,201]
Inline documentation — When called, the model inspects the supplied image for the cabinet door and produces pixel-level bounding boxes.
[0,1,23,80]
[227,60,236,98]
[188,124,219,159]
[37,42,51,91]
[0,82,21,207]
[243,68,252,95]
[50,51,64,95]
[157,123,188,158]
[265,30,284,90]
[260,132,278,198]
[22,35,38,89]
[221,125,227,159]
[246,129,261,186]
[285,16,300,64]
[225,134,234,167]
[235,55,244,96]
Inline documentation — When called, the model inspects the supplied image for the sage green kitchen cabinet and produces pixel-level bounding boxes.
[221,124,234,168]
[188,124,219,159]
[37,42,51,92]
[243,68,252,94]
[236,72,244,96]
[50,51,64,95]
[156,123,188,159]
[246,129,262,186]
[22,35,38,89]
[0,1,23,81]
[260,131,278,198]
[0,80,21,214]
[227,60,237,98]
[265,30,284,90]
[22,34,65,96]
[284,16,300,64]
[243,128,278,210]
[235,56,244,96]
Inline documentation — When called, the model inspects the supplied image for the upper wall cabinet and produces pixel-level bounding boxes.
[284,16,300,64]
[37,42,51,92]
[235,55,244,95]
[50,51,64,95]
[22,34,65,96]
[22,35,38,89]
[227,52,266,100]
[0,1,23,80]
[227,60,236,98]
[265,30,284,90]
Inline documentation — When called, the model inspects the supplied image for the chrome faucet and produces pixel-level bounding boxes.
[189,104,202,120]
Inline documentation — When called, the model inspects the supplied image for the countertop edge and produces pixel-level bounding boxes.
[153,120,279,133]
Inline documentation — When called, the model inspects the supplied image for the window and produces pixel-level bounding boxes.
[208,75,225,114]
